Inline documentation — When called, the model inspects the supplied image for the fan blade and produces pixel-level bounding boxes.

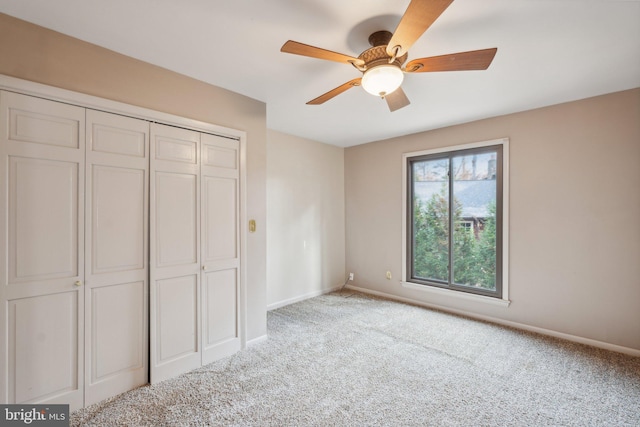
[307,78,362,105]
[281,40,364,66]
[405,48,498,72]
[387,0,454,57]
[385,87,411,112]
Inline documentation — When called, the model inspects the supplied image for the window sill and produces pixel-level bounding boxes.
[401,281,511,307]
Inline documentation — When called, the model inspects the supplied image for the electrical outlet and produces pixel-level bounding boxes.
[349,273,354,281]
[386,271,392,280]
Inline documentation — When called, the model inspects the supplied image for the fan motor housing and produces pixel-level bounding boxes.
[359,31,408,70]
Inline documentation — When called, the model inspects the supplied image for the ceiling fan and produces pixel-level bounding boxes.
[280,0,497,112]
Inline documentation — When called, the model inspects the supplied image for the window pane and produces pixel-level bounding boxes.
[452,152,497,290]
[412,158,449,282]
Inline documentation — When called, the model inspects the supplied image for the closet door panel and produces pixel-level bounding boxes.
[155,138,197,163]
[156,275,198,362]
[0,91,85,410]
[90,281,145,379]
[91,122,145,158]
[10,292,79,404]
[203,176,237,263]
[6,93,81,149]
[8,157,78,286]
[202,142,236,170]
[91,165,145,274]
[203,268,238,362]
[201,133,240,365]
[84,109,148,406]
[150,123,201,384]
[155,172,198,266]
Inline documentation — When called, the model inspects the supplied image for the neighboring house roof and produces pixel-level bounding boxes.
[414,180,496,218]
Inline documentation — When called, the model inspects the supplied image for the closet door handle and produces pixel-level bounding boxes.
[202,265,207,271]
[74,280,82,287]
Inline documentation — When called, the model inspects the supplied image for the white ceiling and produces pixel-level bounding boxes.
[1,0,639,147]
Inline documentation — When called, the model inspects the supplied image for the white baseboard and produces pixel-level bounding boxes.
[346,285,640,357]
[267,285,343,311]
[246,334,268,347]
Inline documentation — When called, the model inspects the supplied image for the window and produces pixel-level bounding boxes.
[404,139,507,300]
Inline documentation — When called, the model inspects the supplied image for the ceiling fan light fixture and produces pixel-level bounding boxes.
[361,64,404,97]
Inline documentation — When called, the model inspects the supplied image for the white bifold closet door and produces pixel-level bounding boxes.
[84,110,149,406]
[200,133,241,365]
[150,123,202,383]
[0,91,149,411]
[0,91,86,410]
[150,124,240,383]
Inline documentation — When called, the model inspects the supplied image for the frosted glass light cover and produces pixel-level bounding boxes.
[361,65,404,97]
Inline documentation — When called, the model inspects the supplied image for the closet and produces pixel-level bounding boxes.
[0,88,244,411]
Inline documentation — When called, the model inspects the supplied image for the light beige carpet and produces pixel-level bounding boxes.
[72,292,640,426]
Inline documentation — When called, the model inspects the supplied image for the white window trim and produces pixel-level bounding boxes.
[401,137,510,305]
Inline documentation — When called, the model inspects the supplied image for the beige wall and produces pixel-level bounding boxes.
[0,13,267,340]
[266,130,345,309]
[345,88,640,351]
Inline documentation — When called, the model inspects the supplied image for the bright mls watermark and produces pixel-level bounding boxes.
[1,405,69,426]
